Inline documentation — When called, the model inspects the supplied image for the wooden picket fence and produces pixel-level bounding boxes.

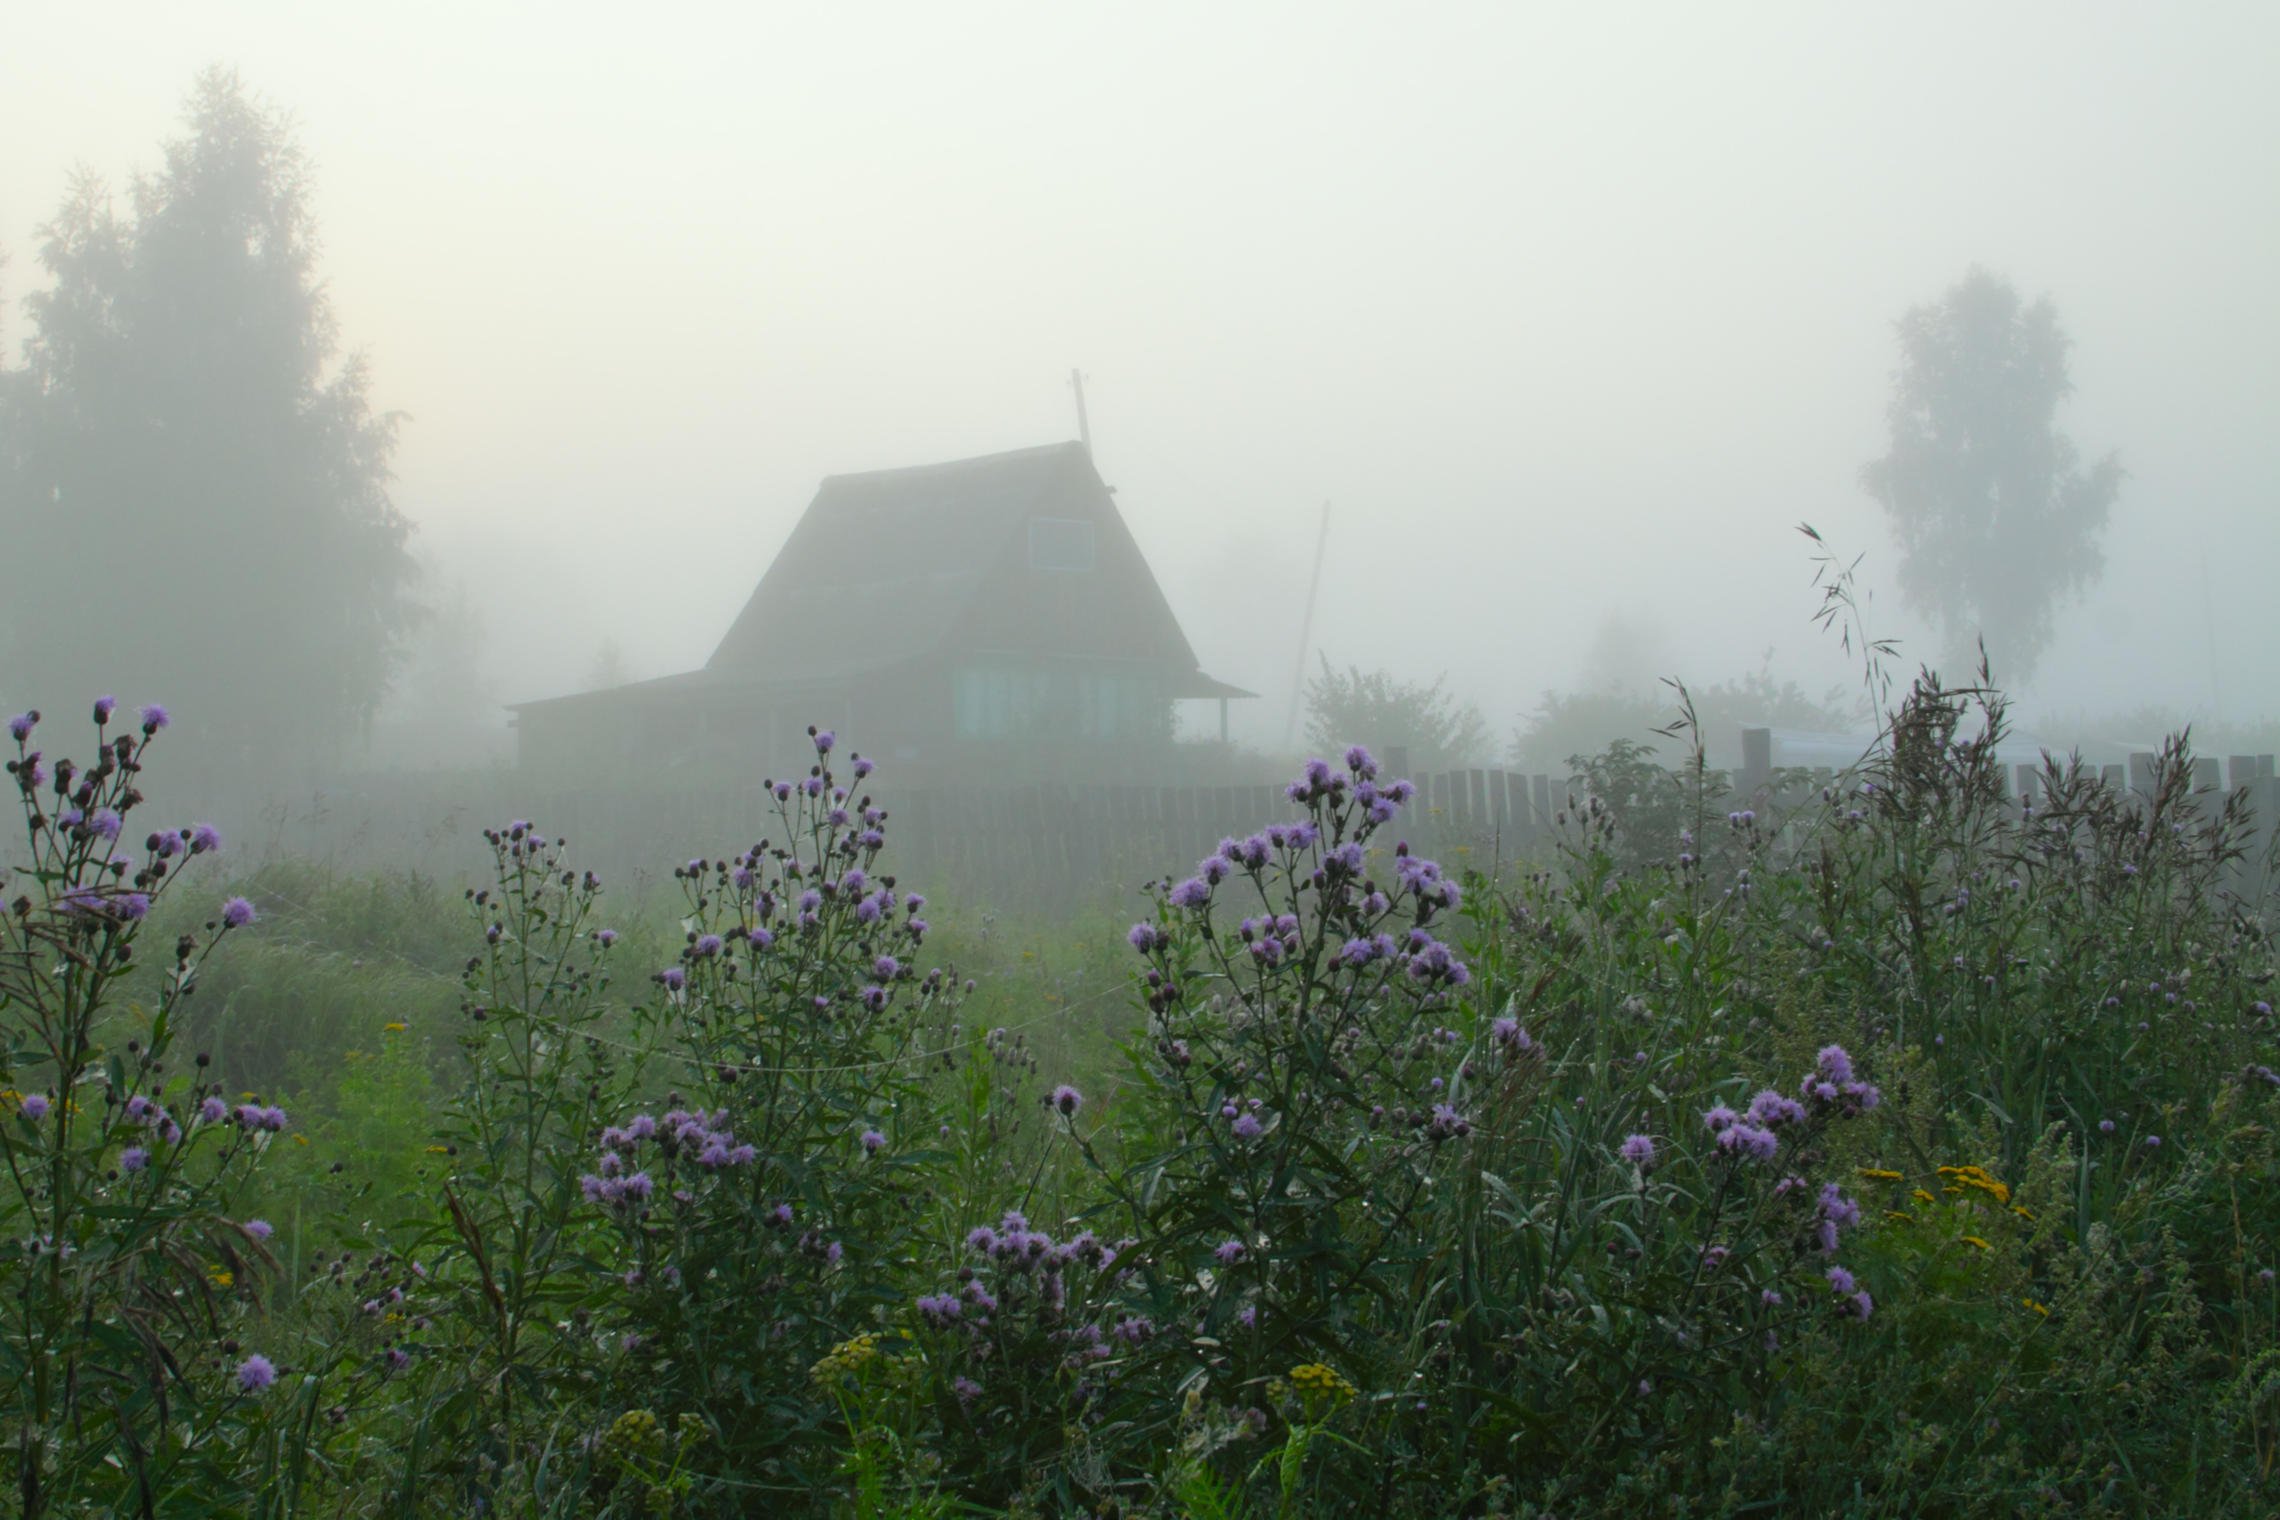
[229,730,2280,915]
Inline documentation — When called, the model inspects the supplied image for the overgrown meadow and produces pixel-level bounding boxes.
[3,678,2277,1520]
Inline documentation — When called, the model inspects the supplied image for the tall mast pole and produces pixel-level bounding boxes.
[1284,500,1332,748]
[1070,369,1092,457]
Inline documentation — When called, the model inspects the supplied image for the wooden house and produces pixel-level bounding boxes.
[510,442,1252,777]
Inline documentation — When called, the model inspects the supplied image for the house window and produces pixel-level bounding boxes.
[954,664,1166,741]
[1028,517,1096,573]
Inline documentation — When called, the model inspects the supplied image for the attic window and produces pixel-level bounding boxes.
[1028,517,1096,573]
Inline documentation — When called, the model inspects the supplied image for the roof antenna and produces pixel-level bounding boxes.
[1070,368,1092,458]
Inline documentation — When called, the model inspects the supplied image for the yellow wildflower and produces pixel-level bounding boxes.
[1911,1189,1937,1206]
[383,1022,407,1033]
[1856,1168,1904,1182]
[2012,1205,2036,1220]
[811,1331,886,1382]
[425,1145,450,1154]
[1288,1362,1357,1409]
[1937,1165,2012,1204]
[2024,1298,2049,1317]
[210,1269,234,1288]
[1961,1235,1992,1251]
[1884,1211,1913,1224]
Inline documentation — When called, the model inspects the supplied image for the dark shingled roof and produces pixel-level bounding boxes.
[512,441,1253,713]
[704,441,1200,681]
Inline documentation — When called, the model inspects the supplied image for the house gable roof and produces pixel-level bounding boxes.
[704,440,1200,681]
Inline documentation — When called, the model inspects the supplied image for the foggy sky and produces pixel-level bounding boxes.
[7,4,2278,749]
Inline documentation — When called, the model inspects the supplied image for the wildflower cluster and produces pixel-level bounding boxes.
[581,1107,756,1209]
[0,698,289,1507]
[905,1211,1144,1454]
[1285,1361,1358,1409]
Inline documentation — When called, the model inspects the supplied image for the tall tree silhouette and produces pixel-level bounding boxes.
[1863,268,2121,682]
[2,69,416,767]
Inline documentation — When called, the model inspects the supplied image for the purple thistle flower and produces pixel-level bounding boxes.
[1168,876,1211,909]
[1716,1123,1779,1162]
[1231,1112,1263,1140]
[1214,1239,1246,1265]
[1344,743,1376,777]
[198,1097,226,1124]
[221,897,256,929]
[1049,1084,1084,1117]
[1127,921,1162,954]
[237,1354,276,1393]
[873,954,900,980]
[1825,1265,1856,1294]
[596,928,618,947]
[120,1146,150,1172]
[812,729,835,754]
[692,933,724,958]
[92,696,117,723]
[2144,1135,2162,1149]
[1702,1104,1739,1134]
[1814,1045,1855,1085]
[1619,1133,1656,1167]
[138,703,169,733]
[7,712,35,743]
[191,824,223,854]
[88,808,122,840]
[860,1128,885,1153]
[657,967,686,992]
[21,1094,50,1121]
[245,1219,274,1241]
[1746,1089,1807,1128]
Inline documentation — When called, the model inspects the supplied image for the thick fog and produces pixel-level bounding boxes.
[6,4,2279,759]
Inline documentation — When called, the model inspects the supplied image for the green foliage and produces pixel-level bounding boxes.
[8,681,2277,1516]
[0,707,304,1516]
[1305,657,1494,771]
[1512,666,1860,773]
[1862,267,2123,681]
